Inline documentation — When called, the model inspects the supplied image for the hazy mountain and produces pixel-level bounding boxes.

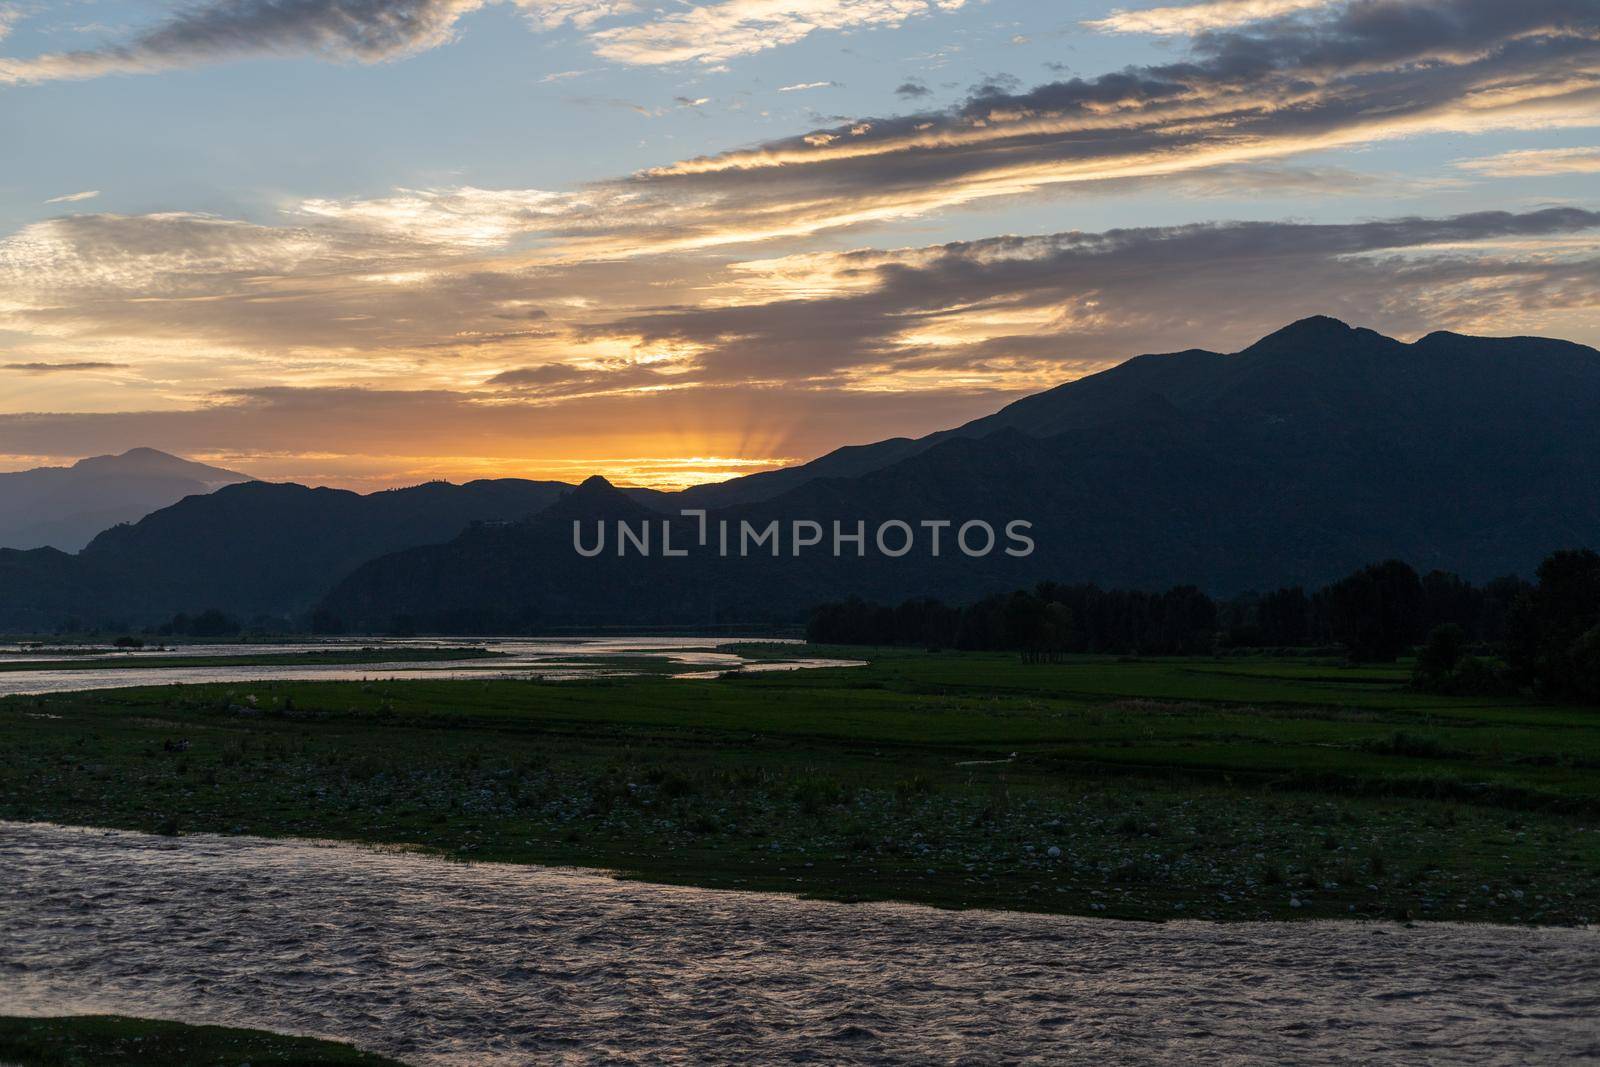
[0,448,249,552]
[319,317,1600,629]
[0,477,582,629]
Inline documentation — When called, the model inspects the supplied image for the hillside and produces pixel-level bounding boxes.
[319,317,1600,629]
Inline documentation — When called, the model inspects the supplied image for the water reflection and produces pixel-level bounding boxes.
[0,637,863,696]
[2,823,1595,1065]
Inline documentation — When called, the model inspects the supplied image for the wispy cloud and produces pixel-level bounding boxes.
[0,0,483,84]
[1456,145,1600,176]
[2,206,1597,485]
[295,185,586,247]
[599,206,1600,386]
[12,3,1597,267]
[588,0,966,66]
[778,80,836,92]
[0,0,620,84]
[2,361,126,374]
[1087,0,1336,35]
[619,0,1600,249]
[0,0,967,83]
[43,190,100,204]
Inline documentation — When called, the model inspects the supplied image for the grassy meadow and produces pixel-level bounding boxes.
[1,646,1596,924]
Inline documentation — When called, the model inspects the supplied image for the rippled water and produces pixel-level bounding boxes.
[0,637,861,696]
[2,824,1596,1065]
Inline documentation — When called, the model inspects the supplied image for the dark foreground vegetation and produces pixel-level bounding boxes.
[3,650,1596,924]
[810,550,1600,703]
[0,1015,403,1066]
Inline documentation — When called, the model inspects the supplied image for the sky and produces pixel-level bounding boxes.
[1,0,1598,489]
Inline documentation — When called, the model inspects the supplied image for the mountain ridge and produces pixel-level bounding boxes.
[4,318,1598,631]
[317,317,1600,629]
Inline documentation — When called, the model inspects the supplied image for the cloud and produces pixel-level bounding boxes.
[484,360,680,396]
[295,186,588,247]
[1087,0,1337,35]
[596,206,1600,385]
[0,0,969,83]
[43,190,101,205]
[894,80,931,97]
[0,211,365,294]
[0,0,480,83]
[588,0,967,66]
[0,0,623,84]
[1456,145,1600,175]
[2,361,126,374]
[618,0,1600,248]
[778,81,836,92]
[2,201,1598,486]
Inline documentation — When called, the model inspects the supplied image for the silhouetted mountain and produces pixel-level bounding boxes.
[320,318,1600,629]
[323,477,721,631]
[0,477,581,629]
[0,448,248,552]
[6,318,1599,632]
[679,315,1600,506]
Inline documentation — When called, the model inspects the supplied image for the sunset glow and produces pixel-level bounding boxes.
[3,0,1598,487]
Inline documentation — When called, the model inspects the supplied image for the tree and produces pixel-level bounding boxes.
[1412,623,1466,690]
[158,608,240,637]
[1569,625,1600,704]
[1325,559,1424,662]
[1257,587,1310,646]
[1507,549,1600,700]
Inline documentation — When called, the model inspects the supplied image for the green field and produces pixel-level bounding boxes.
[0,1015,403,1066]
[2,647,1596,923]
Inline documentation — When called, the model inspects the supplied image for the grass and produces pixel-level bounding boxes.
[1,646,1596,924]
[0,1015,404,1066]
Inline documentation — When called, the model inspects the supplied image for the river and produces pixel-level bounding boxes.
[0,637,861,696]
[1,823,1595,1065]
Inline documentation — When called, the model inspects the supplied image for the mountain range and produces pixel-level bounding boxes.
[2,317,1597,631]
[0,478,579,630]
[0,448,248,553]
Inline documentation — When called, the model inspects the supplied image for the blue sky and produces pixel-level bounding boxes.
[2,0,1598,487]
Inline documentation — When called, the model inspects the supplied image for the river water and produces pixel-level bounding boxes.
[0,637,861,696]
[1,823,1595,1065]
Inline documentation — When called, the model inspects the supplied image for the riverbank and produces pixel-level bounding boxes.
[0,1014,404,1066]
[1,648,1595,923]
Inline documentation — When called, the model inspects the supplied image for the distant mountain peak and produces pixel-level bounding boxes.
[0,447,252,553]
[541,474,652,523]
[1238,316,1408,363]
[68,447,249,482]
[1281,314,1353,335]
[1246,315,1356,347]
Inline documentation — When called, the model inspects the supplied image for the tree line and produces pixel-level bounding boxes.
[807,549,1600,703]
